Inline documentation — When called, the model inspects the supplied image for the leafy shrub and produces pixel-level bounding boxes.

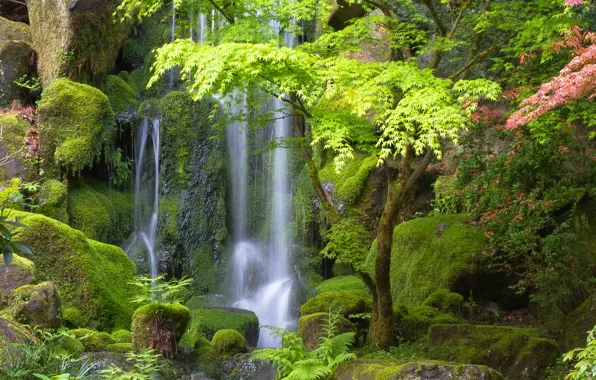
[129,274,193,305]
[564,325,596,379]
[99,348,160,379]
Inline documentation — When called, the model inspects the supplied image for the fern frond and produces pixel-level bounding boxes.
[287,360,332,380]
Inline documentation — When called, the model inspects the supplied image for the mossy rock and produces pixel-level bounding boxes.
[0,113,29,179]
[211,329,248,360]
[0,253,35,308]
[0,178,22,204]
[37,179,68,223]
[428,324,558,380]
[319,154,377,205]
[106,342,134,353]
[9,281,62,329]
[367,214,486,305]
[37,79,116,173]
[334,359,504,380]
[131,302,190,358]
[111,329,132,344]
[0,17,33,107]
[11,211,140,330]
[563,297,596,350]
[422,288,464,315]
[53,335,84,356]
[182,307,259,347]
[62,308,85,329]
[67,181,133,245]
[298,313,356,350]
[69,328,115,352]
[394,304,461,342]
[315,276,368,294]
[300,290,372,317]
[100,75,138,115]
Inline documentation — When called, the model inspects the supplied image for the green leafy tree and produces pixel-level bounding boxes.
[564,324,596,379]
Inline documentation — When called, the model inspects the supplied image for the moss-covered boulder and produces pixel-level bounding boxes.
[422,288,464,315]
[53,335,84,356]
[316,276,368,293]
[368,214,486,305]
[67,181,133,245]
[0,17,33,107]
[37,79,116,173]
[62,307,85,329]
[106,342,134,353]
[100,75,138,116]
[182,307,260,347]
[11,211,139,330]
[131,302,190,358]
[9,281,62,329]
[428,324,558,380]
[37,179,68,223]
[111,329,132,344]
[334,359,504,380]
[211,329,248,360]
[0,113,29,179]
[300,290,372,317]
[68,328,115,352]
[394,304,461,342]
[563,297,596,350]
[25,0,128,86]
[0,253,35,308]
[299,313,356,350]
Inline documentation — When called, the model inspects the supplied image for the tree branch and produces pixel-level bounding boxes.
[420,0,447,37]
[405,149,433,191]
[207,0,234,24]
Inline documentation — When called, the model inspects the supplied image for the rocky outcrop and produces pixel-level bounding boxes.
[9,281,62,329]
[0,17,33,107]
[334,359,504,380]
[0,253,35,308]
[299,313,356,350]
[428,324,558,380]
[25,0,128,86]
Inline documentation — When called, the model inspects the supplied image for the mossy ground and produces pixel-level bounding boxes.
[367,214,485,305]
[315,275,368,294]
[11,211,139,331]
[300,289,372,316]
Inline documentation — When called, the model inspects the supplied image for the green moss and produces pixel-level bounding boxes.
[62,308,85,329]
[211,329,248,360]
[111,329,132,344]
[422,288,463,314]
[9,281,61,329]
[0,253,35,307]
[0,178,22,204]
[36,179,68,223]
[37,79,116,173]
[298,312,355,350]
[394,304,461,342]
[67,181,133,245]
[69,328,115,352]
[0,113,28,161]
[367,214,485,305]
[11,211,139,331]
[137,98,161,119]
[563,297,596,349]
[315,276,368,293]
[100,75,138,115]
[53,335,84,357]
[123,39,146,68]
[428,324,558,379]
[183,307,259,346]
[131,302,190,350]
[106,342,134,353]
[300,290,372,316]
[319,154,377,204]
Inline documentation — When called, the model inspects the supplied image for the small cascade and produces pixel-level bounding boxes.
[126,118,161,278]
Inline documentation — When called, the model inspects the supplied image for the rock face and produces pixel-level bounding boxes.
[0,253,35,308]
[299,313,356,350]
[428,324,558,380]
[334,359,504,380]
[131,302,190,359]
[25,0,128,86]
[563,298,596,349]
[0,17,32,107]
[9,281,62,329]
[182,306,260,347]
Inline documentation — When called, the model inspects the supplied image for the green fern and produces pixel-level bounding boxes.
[252,311,356,380]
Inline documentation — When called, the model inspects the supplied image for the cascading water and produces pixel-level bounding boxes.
[126,118,161,278]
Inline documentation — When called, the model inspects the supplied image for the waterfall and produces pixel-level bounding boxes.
[230,26,296,348]
[126,118,161,278]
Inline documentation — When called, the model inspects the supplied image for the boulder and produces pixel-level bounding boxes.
[0,112,29,180]
[0,17,32,107]
[334,359,504,380]
[299,313,356,350]
[0,253,35,308]
[428,324,558,380]
[11,211,140,330]
[68,329,115,352]
[106,343,133,353]
[9,281,62,329]
[25,0,128,86]
[182,306,260,347]
[53,335,85,356]
[563,298,596,349]
[131,302,190,359]
[300,290,372,317]
[221,353,275,380]
[111,329,132,343]
[37,179,68,223]
[394,305,461,342]
[211,329,248,360]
